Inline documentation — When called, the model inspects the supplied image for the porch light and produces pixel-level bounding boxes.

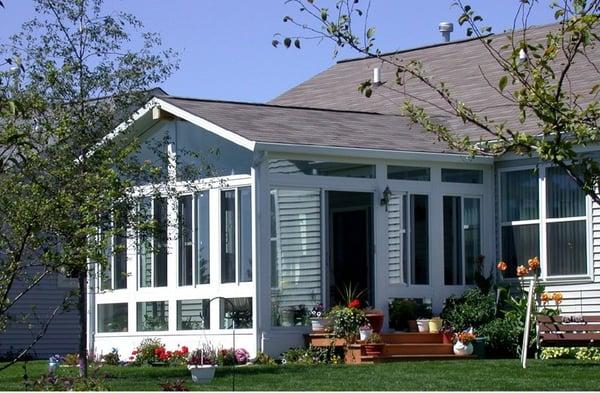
[380,186,392,210]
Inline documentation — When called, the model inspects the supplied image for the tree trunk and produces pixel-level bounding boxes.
[78,267,88,378]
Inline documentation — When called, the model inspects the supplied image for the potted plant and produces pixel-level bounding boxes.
[309,303,329,332]
[363,333,385,357]
[48,354,63,375]
[453,329,476,356]
[388,298,417,331]
[440,323,454,344]
[364,308,385,333]
[415,302,433,333]
[428,316,443,333]
[359,324,372,341]
[328,300,368,343]
[187,345,217,384]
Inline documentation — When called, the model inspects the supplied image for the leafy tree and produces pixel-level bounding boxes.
[278,0,600,203]
[0,0,177,375]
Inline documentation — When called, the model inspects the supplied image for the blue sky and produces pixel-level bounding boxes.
[0,0,558,103]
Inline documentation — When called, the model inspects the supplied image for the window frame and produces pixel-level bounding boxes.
[178,192,211,287]
[498,165,592,281]
[137,196,169,289]
[220,186,253,284]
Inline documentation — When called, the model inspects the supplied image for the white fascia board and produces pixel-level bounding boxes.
[496,143,600,162]
[154,98,255,151]
[254,142,494,165]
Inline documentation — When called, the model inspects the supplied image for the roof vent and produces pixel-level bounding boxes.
[373,67,381,84]
[438,22,454,42]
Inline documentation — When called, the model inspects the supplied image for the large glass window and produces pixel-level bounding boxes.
[99,208,127,291]
[387,194,429,285]
[177,299,210,330]
[138,197,168,287]
[271,189,321,326]
[500,167,588,278]
[98,303,128,333]
[221,187,252,283]
[196,191,210,285]
[136,301,168,331]
[443,196,481,285]
[442,168,483,184]
[388,165,430,181]
[220,297,252,329]
[179,195,193,286]
[268,159,375,178]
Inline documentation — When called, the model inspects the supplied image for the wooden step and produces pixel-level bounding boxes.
[382,343,453,356]
[380,332,443,344]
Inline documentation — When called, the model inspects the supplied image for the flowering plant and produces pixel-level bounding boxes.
[187,345,216,366]
[310,303,326,318]
[328,305,368,342]
[49,354,64,364]
[455,330,476,344]
[234,348,250,364]
[348,299,361,309]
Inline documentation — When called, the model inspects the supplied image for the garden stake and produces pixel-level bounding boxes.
[521,279,535,368]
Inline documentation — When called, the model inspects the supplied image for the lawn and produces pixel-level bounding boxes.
[1,359,599,391]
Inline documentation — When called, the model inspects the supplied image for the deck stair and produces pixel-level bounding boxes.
[306,332,475,364]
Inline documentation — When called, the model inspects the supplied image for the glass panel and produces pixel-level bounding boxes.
[464,198,481,285]
[441,168,483,184]
[547,221,586,276]
[139,198,153,288]
[177,299,210,330]
[178,195,193,286]
[114,208,128,289]
[136,301,168,331]
[388,195,402,284]
[388,166,430,181]
[268,159,375,178]
[195,192,210,285]
[443,196,462,285]
[270,189,321,327]
[501,224,540,278]
[239,187,252,282]
[221,190,236,283]
[221,297,252,329]
[411,195,429,285]
[98,303,128,333]
[501,170,538,222]
[154,197,168,287]
[100,213,112,291]
[546,166,586,218]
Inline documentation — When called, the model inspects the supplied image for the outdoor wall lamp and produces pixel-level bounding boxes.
[380,186,392,211]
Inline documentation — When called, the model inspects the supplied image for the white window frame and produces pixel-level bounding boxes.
[498,165,592,281]
[220,186,253,284]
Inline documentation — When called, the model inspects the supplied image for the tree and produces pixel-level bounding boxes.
[277,0,600,202]
[0,0,177,375]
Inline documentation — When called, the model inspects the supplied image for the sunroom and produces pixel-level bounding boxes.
[90,96,496,358]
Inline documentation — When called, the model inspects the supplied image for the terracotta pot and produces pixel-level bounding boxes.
[442,332,454,344]
[408,320,418,332]
[365,310,385,333]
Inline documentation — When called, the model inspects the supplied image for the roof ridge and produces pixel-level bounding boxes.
[336,21,560,64]
[158,94,401,117]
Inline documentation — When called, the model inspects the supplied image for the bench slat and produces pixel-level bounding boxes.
[537,315,600,323]
[540,332,600,341]
[539,323,600,332]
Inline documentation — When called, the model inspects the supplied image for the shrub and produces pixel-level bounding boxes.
[328,305,368,341]
[477,314,522,358]
[388,299,417,330]
[252,352,276,365]
[281,345,342,365]
[441,288,496,330]
[187,345,216,366]
[159,379,190,391]
[25,368,108,391]
[541,347,600,361]
[131,338,163,365]
[102,348,120,365]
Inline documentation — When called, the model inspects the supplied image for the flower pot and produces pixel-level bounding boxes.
[359,328,372,341]
[416,319,430,333]
[453,341,474,356]
[280,308,296,327]
[310,317,329,332]
[408,320,418,332]
[363,343,384,357]
[442,331,454,344]
[365,310,385,333]
[48,362,58,375]
[188,365,216,384]
[473,337,487,358]
[428,318,442,333]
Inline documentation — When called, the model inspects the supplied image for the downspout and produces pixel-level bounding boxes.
[252,149,267,355]
[87,262,96,360]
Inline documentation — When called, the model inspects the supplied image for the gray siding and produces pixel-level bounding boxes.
[0,273,79,359]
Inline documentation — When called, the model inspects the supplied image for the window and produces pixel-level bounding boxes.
[136,301,168,331]
[196,191,210,285]
[138,197,168,288]
[443,196,481,285]
[500,167,588,278]
[442,168,483,184]
[387,194,429,285]
[387,165,430,181]
[99,208,127,291]
[220,297,252,329]
[98,303,128,333]
[177,299,210,330]
[179,195,193,286]
[268,159,375,178]
[270,189,321,326]
[179,192,211,286]
[221,187,252,283]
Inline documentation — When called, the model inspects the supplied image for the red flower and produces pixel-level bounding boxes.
[348,299,361,309]
[131,350,138,355]
[181,346,189,354]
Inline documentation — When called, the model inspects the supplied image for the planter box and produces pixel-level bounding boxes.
[188,365,216,384]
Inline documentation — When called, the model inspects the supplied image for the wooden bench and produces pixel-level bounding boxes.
[537,315,600,347]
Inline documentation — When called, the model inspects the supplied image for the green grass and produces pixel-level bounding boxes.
[1,359,599,391]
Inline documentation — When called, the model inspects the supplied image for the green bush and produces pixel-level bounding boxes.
[477,314,522,358]
[541,347,600,361]
[441,288,496,330]
[388,299,417,330]
[281,345,342,364]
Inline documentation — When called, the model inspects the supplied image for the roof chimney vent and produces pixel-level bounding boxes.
[438,22,454,42]
[373,67,381,84]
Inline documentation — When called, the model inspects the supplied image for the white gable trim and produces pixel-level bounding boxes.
[154,97,255,151]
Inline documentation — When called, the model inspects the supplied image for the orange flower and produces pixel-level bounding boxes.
[528,256,540,271]
[516,265,529,277]
[540,292,550,304]
[496,261,507,271]
[553,292,563,304]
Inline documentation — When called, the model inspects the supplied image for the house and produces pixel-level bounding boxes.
[89,23,600,359]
